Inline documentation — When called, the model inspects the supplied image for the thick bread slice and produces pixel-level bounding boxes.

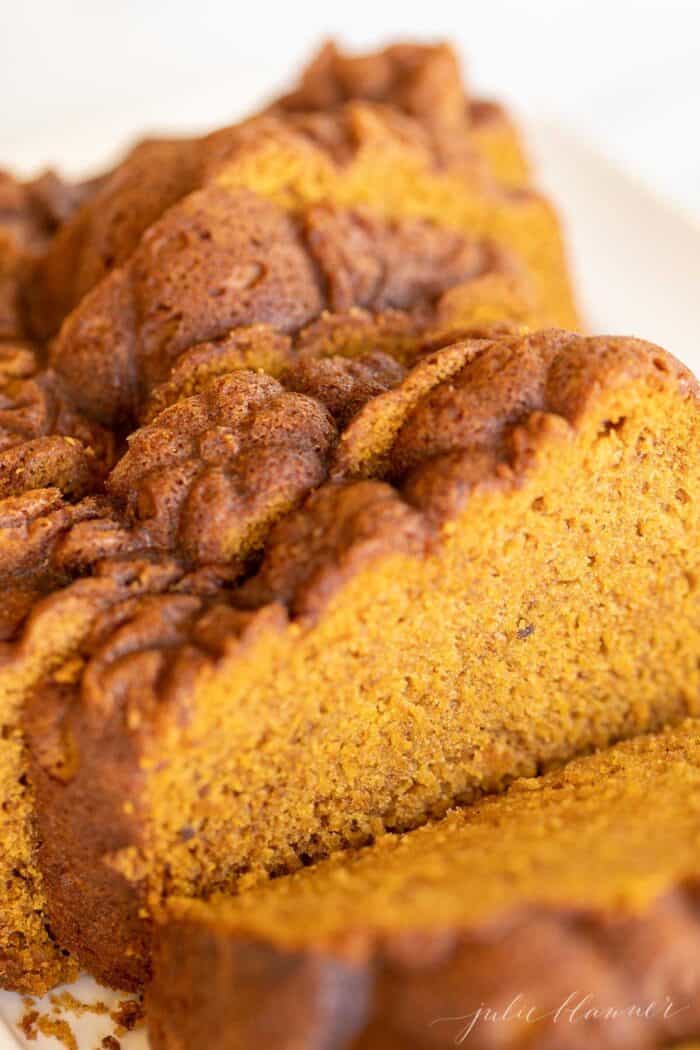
[148,719,700,1050]
[27,329,699,989]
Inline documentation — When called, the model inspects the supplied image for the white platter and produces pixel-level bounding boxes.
[1,120,699,1048]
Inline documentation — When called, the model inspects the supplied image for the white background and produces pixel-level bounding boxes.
[2,0,700,220]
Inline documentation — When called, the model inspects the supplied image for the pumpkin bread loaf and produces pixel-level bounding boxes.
[0,119,541,992]
[26,328,699,990]
[147,719,700,1050]
[0,58,549,991]
[2,42,697,1016]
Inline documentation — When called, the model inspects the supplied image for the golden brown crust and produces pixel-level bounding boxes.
[49,187,322,423]
[28,138,201,339]
[282,349,405,428]
[106,336,411,572]
[0,341,117,637]
[49,193,528,426]
[107,369,337,567]
[138,309,526,429]
[0,183,118,641]
[0,494,115,641]
[303,203,497,313]
[273,40,469,132]
[0,168,117,582]
[0,344,114,497]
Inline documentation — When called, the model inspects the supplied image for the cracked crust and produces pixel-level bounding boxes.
[273,41,474,134]
[0,176,116,612]
[107,343,407,571]
[0,340,117,639]
[102,329,682,581]
[0,344,114,499]
[27,138,203,339]
[107,368,337,567]
[49,193,536,425]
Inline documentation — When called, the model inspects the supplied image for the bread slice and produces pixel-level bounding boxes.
[193,99,578,333]
[147,719,700,1050]
[26,328,699,990]
[0,556,123,994]
[0,214,537,995]
[46,155,575,427]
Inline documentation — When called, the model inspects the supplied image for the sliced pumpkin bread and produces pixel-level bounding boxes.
[27,328,700,990]
[148,719,700,1050]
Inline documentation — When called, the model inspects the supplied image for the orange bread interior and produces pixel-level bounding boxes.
[148,719,700,1050]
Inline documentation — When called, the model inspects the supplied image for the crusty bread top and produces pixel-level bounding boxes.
[20,328,697,732]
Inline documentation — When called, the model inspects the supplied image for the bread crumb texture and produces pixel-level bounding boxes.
[147,721,700,1050]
